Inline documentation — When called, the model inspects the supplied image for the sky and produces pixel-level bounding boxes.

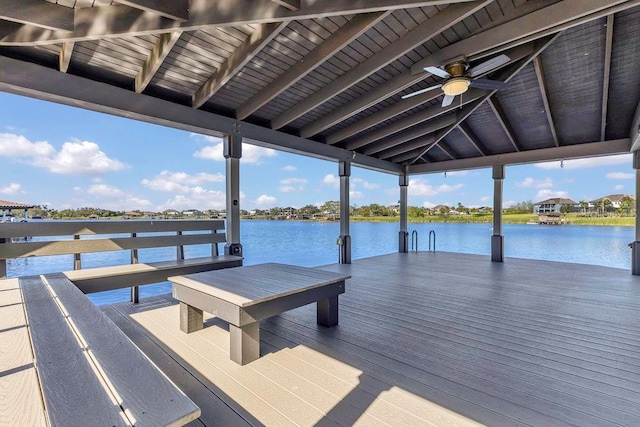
[0,91,635,212]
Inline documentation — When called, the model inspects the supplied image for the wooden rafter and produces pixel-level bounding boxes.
[458,123,488,156]
[59,42,74,73]
[135,32,182,93]
[532,56,559,147]
[192,22,287,109]
[270,0,300,11]
[379,135,436,160]
[235,11,388,120]
[0,0,74,32]
[488,97,521,152]
[601,14,614,141]
[271,0,491,132]
[437,142,458,160]
[117,0,189,22]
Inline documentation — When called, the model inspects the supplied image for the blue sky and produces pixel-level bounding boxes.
[0,92,634,212]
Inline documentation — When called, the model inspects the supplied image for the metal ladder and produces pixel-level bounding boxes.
[428,230,436,252]
[411,230,418,252]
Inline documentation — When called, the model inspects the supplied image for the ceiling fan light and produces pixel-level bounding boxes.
[442,77,471,96]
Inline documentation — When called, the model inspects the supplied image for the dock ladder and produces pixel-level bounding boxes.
[428,230,436,252]
[411,230,418,252]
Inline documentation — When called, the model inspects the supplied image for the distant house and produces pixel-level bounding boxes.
[183,209,202,216]
[589,194,634,210]
[533,198,577,214]
[163,209,180,217]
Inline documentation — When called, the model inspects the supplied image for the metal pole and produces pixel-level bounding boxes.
[491,165,505,262]
[338,161,351,264]
[632,152,640,275]
[224,134,243,257]
[399,173,408,253]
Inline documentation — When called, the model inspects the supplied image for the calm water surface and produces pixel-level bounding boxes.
[6,220,633,305]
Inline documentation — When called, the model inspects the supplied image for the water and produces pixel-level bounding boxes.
[5,221,633,305]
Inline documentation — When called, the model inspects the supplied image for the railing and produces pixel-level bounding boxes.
[411,230,418,252]
[428,230,436,252]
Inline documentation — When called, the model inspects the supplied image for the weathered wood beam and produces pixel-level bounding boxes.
[601,14,614,142]
[458,123,487,156]
[270,0,300,11]
[59,42,74,73]
[192,22,287,109]
[379,134,435,160]
[0,0,479,46]
[437,142,458,160]
[0,0,74,31]
[532,56,559,147]
[135,32,182,93]
[236,11,387,120]
[488,97,521,152]
[272,1,491,131]
[409,139,631,174]
[117,0,189,22]
[343,89,484,152]
[0,55,402,174]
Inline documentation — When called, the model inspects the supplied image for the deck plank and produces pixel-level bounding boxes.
[109,252,640,426]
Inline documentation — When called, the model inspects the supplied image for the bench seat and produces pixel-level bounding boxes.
[65,255,243,293]
[14,273,200,426]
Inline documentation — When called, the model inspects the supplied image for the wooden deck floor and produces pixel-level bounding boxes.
[103,252,640,426]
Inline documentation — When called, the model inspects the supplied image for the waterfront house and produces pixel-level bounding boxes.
[590,194,635,212]
[532,198,578,214]
[2,1,640,426]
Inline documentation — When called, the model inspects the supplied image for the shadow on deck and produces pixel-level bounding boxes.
[102,252,640,426]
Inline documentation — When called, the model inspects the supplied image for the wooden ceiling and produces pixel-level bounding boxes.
[0,0,638,175]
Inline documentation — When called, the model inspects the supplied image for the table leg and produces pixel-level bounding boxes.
[229,322,260,365]
[317,294,339,327]
[180,302,203,333]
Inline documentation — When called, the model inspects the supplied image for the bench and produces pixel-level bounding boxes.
[0,273,200,426]
[170,263,350,365]
[0,220,243,301]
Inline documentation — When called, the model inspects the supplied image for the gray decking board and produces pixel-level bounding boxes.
[107,252,640,426]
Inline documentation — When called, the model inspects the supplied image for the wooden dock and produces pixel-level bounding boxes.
[103,252,640,426]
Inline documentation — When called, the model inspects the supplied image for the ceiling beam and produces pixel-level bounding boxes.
[630,101,640,152]
[0,0,480,46]
[116,0,189,22]
[0,55,402,175]
[532,56,559,147]
[0,0,74,32]
[379,134,436,160]
[409,139,631,174]
[235,11,388,120]
[271,1,490,131]
[601,14,614,142]
[135,32,182,93]
[192,22,287,109]
[270,0,300,11]
[488,97,521,152]
[59,42,74,73]
[343,89,485,151]
[362,113,457,156]
[436,142,457,160]
[458,123,487,156]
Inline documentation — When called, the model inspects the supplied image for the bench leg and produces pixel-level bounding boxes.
[229,322,260,366]
[180,302,203,333]
[317,295,339,327]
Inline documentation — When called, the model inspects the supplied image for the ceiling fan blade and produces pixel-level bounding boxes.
[468,54,510,77]
[401,84,442,99]
[441,94,455,107]
[424,66,451,79]
[469,79,508,90]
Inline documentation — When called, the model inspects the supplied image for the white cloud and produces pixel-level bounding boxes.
[281,165,297,172]
[142,171,224,193]
[422,201,436,208]
[192,136,277,164]
[85,184,152,210]
[323,174,340,188]
[503,200,516,208]
[255,194,276,207]
[606,172,634,180]
[158,188,227,211]
[535,154,631,170]
[0,183,23,195]
[614,184,624,191]
[408,178,463,196]
[535,189,569,200]
[350,191,364,199]
[445,171,469,177]
[480,196,490,203]
[515,177,553,189]
[87,184,126,198]
[279,177,308,193]
[0,133,127,175]
[352,177,380,190]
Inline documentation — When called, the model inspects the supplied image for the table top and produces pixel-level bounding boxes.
[169,263,350,307]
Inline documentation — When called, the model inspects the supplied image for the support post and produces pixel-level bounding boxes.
[224,134,243,257]
[338,161,351,264]
[632,153,640,275]
[492,165,505,262]
[399,173,409,253]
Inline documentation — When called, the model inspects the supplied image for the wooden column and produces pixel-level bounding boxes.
[224,134,243,257]
[492,165,505,262]
[338,161,351,264]
[399,173,409,253]
[632,152,640,275]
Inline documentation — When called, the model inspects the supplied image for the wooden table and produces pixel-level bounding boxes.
[170,263,350,365]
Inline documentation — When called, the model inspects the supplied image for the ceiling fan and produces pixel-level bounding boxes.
[402,54,511,106]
